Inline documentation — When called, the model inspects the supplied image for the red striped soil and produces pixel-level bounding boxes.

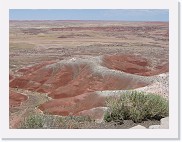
[103,54,168,76]
[38,92,105,116]
[9,54,168,119]
[9,92,28,108]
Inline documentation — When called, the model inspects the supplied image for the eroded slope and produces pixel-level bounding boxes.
[9,54,168,121]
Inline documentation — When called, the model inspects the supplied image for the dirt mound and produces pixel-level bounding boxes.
[10,56,150,99]
[9,54,168,119]
[39,92,105,116]
[10,63,85,93]
[48,65,149,99]
[10,92,28,108]
[103,54,168,76]
[17,61,56,75]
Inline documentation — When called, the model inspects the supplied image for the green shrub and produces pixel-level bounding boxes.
[21,114,44,129]
[104,91,169,123]
[20,114,92,129]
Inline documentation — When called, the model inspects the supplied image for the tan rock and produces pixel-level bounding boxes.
[130,125,146,129]
[149,125,161,129]
[160,117,169,129]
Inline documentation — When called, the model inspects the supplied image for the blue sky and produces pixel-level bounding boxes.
[9,9,169,21]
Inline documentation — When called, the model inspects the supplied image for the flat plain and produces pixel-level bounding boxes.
[9,20,169,129]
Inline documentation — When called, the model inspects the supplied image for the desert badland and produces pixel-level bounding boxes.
[9,20,169,129]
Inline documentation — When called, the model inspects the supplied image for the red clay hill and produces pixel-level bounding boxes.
[9,54,168,120]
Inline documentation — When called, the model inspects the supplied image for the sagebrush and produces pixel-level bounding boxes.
[20,114,92,129]
[104,91,169,123]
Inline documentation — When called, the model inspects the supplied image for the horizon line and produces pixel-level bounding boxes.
[9,19,169,22]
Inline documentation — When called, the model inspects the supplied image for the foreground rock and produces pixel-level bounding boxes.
[149,125,161,129]
[149,117,169,129]
[130,125,146,129]
[130,117,169,129]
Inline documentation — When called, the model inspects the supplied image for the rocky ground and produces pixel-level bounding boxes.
[9,20,169,129]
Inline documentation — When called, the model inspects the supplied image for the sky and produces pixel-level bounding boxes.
[9,9,169,22]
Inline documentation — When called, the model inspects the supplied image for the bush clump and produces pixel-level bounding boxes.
[104,91,169,124]
[20,114,92,129]
[20,114,44,129]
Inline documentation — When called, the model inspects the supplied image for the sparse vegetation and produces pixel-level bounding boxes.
[20,114,92,129]
[104,91,169,124]
[20,114,44,129]
[10,21,169,129]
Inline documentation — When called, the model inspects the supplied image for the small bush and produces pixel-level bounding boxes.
[21,114,44,129]
[20,114,92,129]
[104,91,169,123]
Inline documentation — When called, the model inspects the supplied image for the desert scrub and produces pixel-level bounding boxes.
[20,114,92,129]
[104,91,169,124]
[20,114,44,129]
